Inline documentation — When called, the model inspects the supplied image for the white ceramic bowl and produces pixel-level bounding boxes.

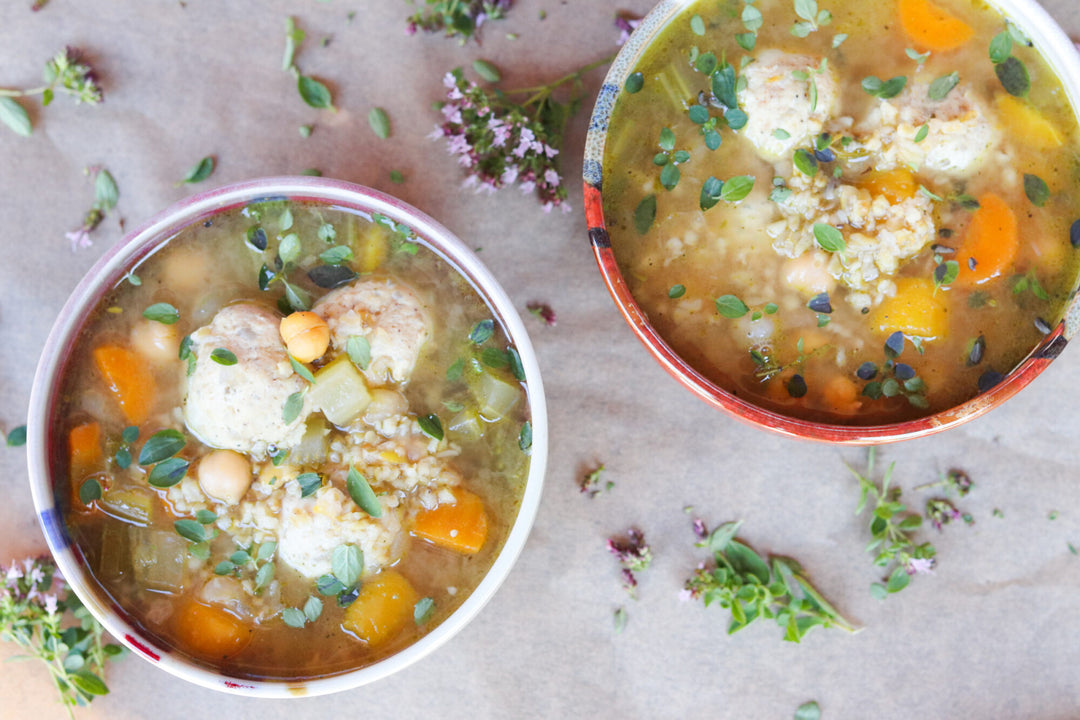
[26,177,548,696]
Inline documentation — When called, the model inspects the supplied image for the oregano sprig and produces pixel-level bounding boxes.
[0,47,103,137]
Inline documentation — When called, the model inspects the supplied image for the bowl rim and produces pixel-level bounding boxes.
[26,176,549,696]
[583,0,1080,445]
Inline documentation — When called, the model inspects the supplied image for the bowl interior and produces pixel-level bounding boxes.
[27,177,548,696]
[583,0,1080,444]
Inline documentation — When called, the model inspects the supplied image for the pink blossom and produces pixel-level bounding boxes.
[678,588,694,602]
[43,593,58,615]
[543,168,560,187]
[4,563,23,585]
[66,227,92,251]
[907,557,935,575]
[443,72,458,89]
[441,104,463,124]
[500,166,519,185]
[512,127,536,157]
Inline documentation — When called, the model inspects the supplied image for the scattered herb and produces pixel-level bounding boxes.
[406,0,514,43]
[795,702,821,720]
[580,464,613,497]
[613,606,628,634]
[519,421,532,452]
[861,75,908,99]
[994,55,1030,97]
[927,71,959,101]
[624,72,644,94]
[0,557,123,716]
[607,528,652,599]
[684,519,855,641]
[790,0,832,37]
[526,302,557,326]
[1023,173,1049,207]
[346,335,371,370]
[669,284,686,299]
[418,413,444,441]
[469,319,495,344]
[177,156,215,185]
[6,425,27,447]
[389,169,405,184]
[793,148,818,177]
[138,429,185,465]
[414,597,436,625]
[368,106,391,138]
[848,449,936,598]
[0,47,103,137]
[715,294,750,319]
[147,457,189,488]
[634,195,657,234]
[297,74,334,110]
[812,223,845,254]
[472,59,501,83]
[282,391,305,424]
[66,166,118,251]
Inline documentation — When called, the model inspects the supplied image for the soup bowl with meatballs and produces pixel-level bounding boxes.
[585,0,1080,442]
[26,177,547,695]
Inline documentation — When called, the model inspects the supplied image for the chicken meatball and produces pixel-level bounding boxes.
[183,303,310,456]
[313,277,432,386]
[738,50,840,162]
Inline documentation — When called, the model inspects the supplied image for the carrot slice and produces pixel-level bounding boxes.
[412,488,489,555]
[69,421,103,479]
[342,570,419,647]
[898,0,974,51]
[173,601,252,660]
[859,168,917,203]
[92,345,156,424]
[954,193,1019,287]
[872,277,948,339]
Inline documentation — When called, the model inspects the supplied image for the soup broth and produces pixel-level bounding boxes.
[602,0,1080,424]
[54,200,533,679]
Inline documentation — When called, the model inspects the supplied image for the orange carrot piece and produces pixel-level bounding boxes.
[412,488,489,555]
[173,601,252,661]
[898,0,974,51]
[955,193,1019,288]
[69,421,103,480]
[872,277,948,339]
[92,345,156,424]
[342,570,420,647]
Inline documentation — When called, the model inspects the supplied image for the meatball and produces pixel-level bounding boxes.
[276,482,403,578]
[313,277,432,386]
[738,50,840,162]
[183,303,310,456]
[874,82,999,176]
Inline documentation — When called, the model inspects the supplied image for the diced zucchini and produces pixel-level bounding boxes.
[448,407,483,440]
[309,355,372,426]
[477,373,520,422]
[99,487,154,525]
[98,522,129,581]
[129,527,187,592]
[291,416,330,464]
[350,217,389,273]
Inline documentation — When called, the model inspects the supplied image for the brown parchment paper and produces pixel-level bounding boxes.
[1,1,1078,718]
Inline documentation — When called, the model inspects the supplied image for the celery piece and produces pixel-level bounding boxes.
[98,487,154,525]
[129,528,187,592]
[309,355,372,426]
[448,407,483,440]
[292,416,330,464]
[476,373,520,422]
[98,522,129,581]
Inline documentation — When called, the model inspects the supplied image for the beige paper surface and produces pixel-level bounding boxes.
[1,1,1078,718]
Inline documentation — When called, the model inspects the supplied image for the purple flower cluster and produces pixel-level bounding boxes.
[607,528,652,598]
[1,556,61,614]
[432,69,570,213]
[406,1,514,44]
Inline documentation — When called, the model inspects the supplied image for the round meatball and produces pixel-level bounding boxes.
[313,277,432,386]
[183,303,310,456]
[738,50,839,162]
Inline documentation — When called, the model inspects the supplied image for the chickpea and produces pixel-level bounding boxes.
[197,450,252,505]
[279,311,330,363]
[131,318,180,364]
[161,246,212,295]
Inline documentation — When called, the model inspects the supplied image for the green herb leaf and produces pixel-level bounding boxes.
[303,595,323,623]
[742,5,763,31]
[282,607,306,628]
[472,58,501,83]
[995,55,1030,96]
[283,16,305,71]
[282,391,305,424]
[316,574,345,596]
[658,127,676,152]
[346,335,371,370]
[660,161,681,191]
[634,194,657,234]
[298,75,335,109]
[794,701,821,720]
[6,425,27,447]
[0,97,32,137]
[914,124,929,142]
[813,223,845,253]
[255,561,275,590]
[886,566,911,593]
[720,175,755,202]
[332,543,364,587]
[1023,173,1050,206]
[289,356,316,383]
[715,294,750,319]
[469,319,495,344]
[70,672,109,697]
[669,284,686,299]
[297,472,322,498]
[174,519,205,543]
[179,156,215,185]
[446,357,465,382]
[862,75,907,99]
[317,222,337,243]
[927,71,959,101]
[519,421,533,452]
[319,245,353,265]
[905,48,931,64]
[211,348,238,366]
[148,457,189,488]
[989,31,1013,64]
[138,429,186,465]
[346,465,382,517]
[142,302,180,325]
[832,33,848,48]
[793,148,818,177]
[79,478,102,505]
[418,413,444,441]
[690,14,705,35]
[624,72,644,94]
[414,597,436,625]
[368,106,391,139]
[94,169,119,212]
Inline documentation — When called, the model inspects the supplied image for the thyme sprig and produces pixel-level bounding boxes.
[0,47,103,137]
[405,0,514,44]
[1,557,124,718]
[684,520,856,642]
[848,448,936,599]
[432,55,614,211]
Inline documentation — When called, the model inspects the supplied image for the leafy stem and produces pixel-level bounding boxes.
[503,52,618,109]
